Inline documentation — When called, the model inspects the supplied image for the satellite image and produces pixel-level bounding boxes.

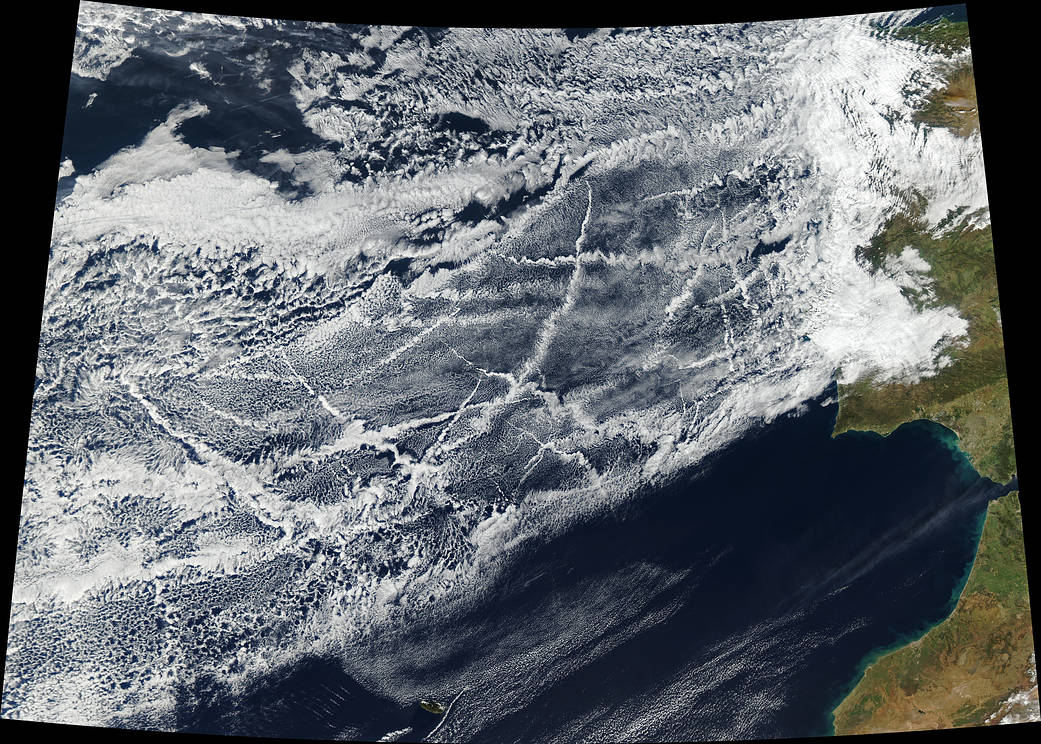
[3,2,1036,741]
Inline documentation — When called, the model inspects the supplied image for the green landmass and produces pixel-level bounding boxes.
[893,18,971,55]
[832,14,1035,737]
[885,16,978,137]
[833,492,1037,734]
[834,207,1015,483]
[834,21,999,479]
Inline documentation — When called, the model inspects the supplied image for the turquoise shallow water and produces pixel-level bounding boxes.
[140,387,1013,742]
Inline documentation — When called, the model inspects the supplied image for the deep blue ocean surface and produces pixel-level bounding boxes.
[145,387,1010,742]
[910,5,969,24]
[63,46,332,196]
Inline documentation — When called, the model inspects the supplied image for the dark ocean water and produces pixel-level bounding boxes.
[62,39,335,194]
[910,5,969,25]
[143,387,1009,743]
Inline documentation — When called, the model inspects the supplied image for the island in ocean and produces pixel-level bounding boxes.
[832,13,1037,732]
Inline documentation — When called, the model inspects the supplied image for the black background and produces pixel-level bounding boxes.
[3,2,1036,743]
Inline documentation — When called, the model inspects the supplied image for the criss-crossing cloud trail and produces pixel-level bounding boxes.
[7,3,987,732]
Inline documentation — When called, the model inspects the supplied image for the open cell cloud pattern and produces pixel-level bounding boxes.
[6,4,991,737]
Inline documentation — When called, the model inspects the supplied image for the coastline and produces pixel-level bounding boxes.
[830,486,1036,734]
[826,397,1024,734]
[824,485,990,735]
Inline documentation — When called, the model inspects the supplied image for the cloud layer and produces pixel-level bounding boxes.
[7,4,989,729]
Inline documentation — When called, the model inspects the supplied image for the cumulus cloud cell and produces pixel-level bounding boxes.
[8,3,1032,741]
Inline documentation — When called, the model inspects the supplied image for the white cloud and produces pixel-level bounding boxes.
[16,9,998,726]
